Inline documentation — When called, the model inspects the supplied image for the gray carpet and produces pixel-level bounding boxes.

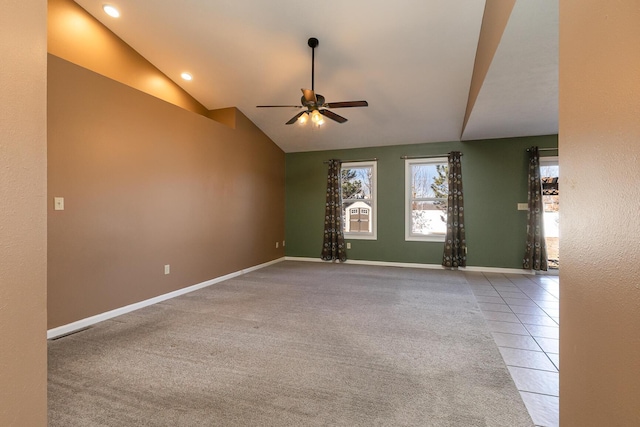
[48,261,533,426]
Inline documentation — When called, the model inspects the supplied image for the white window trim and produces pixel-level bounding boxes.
[342,161,377,240]
[405,157,448,242]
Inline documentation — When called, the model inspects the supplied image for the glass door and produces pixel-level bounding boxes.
[540,158,559,270]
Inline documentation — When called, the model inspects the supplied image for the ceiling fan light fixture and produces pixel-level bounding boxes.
[311,110,324,125]
[297,112,309,125]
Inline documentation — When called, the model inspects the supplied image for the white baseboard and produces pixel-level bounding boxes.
[283,256,533,275]
[47,257,285,340]
[48,256,533,339]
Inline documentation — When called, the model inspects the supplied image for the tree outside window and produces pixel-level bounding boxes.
[406,158,448,241]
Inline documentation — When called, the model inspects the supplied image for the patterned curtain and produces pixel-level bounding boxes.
[442,151,467,268]
[321,159,347,262]
[523,147,548,271]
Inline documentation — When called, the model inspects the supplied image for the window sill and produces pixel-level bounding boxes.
[405,235,446,243]
[345,234,377,241]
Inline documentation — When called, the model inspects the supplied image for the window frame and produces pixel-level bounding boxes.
[405,157,448,242]
[341,161,377,240]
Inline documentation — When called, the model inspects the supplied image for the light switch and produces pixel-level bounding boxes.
[517,203,528,211]
[54,197,64,211]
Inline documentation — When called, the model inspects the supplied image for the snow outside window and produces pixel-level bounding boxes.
[405,158,448,242]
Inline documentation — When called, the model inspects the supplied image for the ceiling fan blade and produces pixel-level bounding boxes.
[325,101,369,108]
[285,111,306,125]
[256,105,302,108]
[319,109,348,124]
[301,89,317,103]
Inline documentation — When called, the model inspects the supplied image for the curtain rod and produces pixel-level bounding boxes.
[400,154,461,160]
[527,147,558,152]
[323,157,378,164]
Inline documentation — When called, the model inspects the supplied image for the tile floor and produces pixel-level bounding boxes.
[465,271,560,427]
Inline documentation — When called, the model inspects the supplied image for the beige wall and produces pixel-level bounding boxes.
[48,55,285,328]
[47,0,284,329]
[560,1,640,424]
[0,1,48,425]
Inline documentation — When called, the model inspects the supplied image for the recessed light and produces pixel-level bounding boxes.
[181,72,193,81]
[103,5,120,18]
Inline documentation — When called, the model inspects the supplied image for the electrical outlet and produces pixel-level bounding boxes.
[164,264,170,275]
[275,242,279,248]
[282,241,285,247]
[517,203,529,211]
[54,197,64,211]
[346,242,351,249]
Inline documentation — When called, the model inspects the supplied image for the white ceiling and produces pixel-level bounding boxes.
[74,0,558,153]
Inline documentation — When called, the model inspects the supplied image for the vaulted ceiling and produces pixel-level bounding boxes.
[74,0,558,153]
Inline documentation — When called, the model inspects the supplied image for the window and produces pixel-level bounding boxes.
[341,161,377,240]
[405,158,448,241]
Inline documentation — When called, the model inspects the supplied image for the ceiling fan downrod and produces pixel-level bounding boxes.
[308,37,318,91]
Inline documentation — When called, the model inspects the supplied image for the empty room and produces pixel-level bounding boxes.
[2,1,639,426]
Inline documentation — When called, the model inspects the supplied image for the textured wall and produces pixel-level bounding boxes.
[48,56,285,328]
[285,135,557,268]
[559,1,640,424]
[0,0,48,425]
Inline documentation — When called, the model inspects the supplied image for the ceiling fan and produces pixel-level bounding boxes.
[257,37,368,126]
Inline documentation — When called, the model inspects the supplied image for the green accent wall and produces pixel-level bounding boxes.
[285,135,558,269]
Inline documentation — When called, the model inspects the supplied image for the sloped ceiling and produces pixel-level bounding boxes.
[73,0,558,153]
